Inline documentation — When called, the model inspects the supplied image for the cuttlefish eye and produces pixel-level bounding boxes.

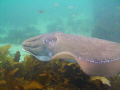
[44,39,53,44]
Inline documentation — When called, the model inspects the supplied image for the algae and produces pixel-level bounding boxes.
[0,44,120,90]
[13,51,20,62]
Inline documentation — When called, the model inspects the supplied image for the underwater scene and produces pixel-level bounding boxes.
[0,0,120,90]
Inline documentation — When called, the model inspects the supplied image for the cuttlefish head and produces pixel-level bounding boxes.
[22,32,57,61]
[22,32,120,77]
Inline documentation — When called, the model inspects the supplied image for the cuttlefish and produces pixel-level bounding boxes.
[22,32,120,77]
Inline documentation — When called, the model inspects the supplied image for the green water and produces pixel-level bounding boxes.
[1,0,120,44]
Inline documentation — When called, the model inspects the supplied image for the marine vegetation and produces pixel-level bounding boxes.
[0,45,120,90]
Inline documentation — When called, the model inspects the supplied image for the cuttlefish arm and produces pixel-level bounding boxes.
[22,32,120,77]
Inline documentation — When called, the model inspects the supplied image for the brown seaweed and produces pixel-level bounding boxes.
[0,44,11,55]
[0,44,120,90]
[13,51,20,62]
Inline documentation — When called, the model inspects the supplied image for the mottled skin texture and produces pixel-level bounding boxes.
[22,32,120,77]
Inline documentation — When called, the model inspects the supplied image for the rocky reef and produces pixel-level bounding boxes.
[92,1,120,43]
[0,26,40,45]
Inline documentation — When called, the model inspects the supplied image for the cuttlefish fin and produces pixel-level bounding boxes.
[51,52,76,60]
[51,52,119,77]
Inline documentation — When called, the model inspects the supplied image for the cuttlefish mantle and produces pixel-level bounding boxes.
[22,32,120,77]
